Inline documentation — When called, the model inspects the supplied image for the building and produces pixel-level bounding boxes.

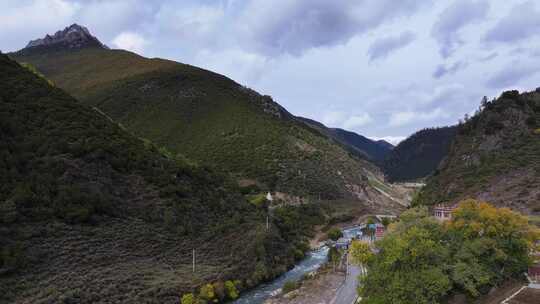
[375,225,385,239]
[433,204,456,221]
[336,238,351,250]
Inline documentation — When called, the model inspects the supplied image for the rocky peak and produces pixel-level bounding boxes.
[24,24,106,50]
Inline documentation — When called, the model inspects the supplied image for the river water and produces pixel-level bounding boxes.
[233,226,361,304]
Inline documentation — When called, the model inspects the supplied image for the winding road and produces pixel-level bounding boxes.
[333,263,362,304]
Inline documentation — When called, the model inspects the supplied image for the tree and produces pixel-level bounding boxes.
[181,293,195,304]
[225,280,239,300]
[328,246,341,272]
[359,209,451,304]
[359,201,539,303]
[327,227,343,241]
[447,199,539,297]
[199,284,216,302]
[381,217,391,228]
[349,240,372,276]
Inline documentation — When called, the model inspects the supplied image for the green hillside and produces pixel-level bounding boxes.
[296,116,393,163]
[11,43,406,208]
[414,90,540,214]
[383,126,457,182]
[0,53,317,303]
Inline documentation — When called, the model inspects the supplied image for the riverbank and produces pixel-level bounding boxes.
[264,267,345,304]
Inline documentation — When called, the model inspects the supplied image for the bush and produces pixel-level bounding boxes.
[181,293,195,304]
[225,280,239,300]
[199,284,215,302]
[327,228,343,241]
[282,280,299,294]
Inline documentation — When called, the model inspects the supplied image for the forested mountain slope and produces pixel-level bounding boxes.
[296,117,393,163]
[10,25,408,209]
[414,90,540,214]
[0,53,308,303]
[383,126,457,182]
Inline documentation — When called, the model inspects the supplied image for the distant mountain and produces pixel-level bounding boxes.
[295,117,393,163]
[0,53,308,302]
[10,25,409,210]
[375,139,394,150]
[415,90,540,214]
[383,126,457,182]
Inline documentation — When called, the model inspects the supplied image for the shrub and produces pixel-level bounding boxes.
[181,293,195,304]
[327,227,343,241]
[225,280,239,299]
[199,284,215,302]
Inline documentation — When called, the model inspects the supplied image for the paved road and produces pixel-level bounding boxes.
[333,264,361,304]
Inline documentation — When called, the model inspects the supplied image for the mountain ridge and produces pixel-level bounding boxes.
[383,126,457,182]
[10,25,410,210]
[295,116,393,163]
[414,90,540,214]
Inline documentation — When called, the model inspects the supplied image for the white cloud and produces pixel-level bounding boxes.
[193,48,270,84]
[343,113,373,129]
[389,108,448,127]
[321,111,346,127]
[0,0,79,50]
[112,32,148,53]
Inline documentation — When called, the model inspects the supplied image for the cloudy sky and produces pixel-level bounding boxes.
[2,0,540,144]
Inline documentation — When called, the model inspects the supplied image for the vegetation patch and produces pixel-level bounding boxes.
[359,200,539,304]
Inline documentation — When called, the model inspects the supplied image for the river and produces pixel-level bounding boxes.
[233,226,361,304]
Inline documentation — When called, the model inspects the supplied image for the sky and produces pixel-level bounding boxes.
[2,0,540,145]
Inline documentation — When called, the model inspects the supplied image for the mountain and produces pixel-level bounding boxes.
[383,126,457,182]
[0,53,311,303]
[414,90,540,214]
[10,25,409,210]
[295,117,393,163]
[18,24,106,55]
[375,139,394,150]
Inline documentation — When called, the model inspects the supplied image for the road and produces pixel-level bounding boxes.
[333,263,362,304]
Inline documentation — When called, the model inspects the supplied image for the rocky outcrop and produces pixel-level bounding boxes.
[21,24,106,54]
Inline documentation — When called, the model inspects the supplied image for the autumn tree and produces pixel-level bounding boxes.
[359,200,539,303]
[349,240,372,276]
[447,199,539,297]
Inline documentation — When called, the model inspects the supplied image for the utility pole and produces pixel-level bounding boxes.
[192,249,196,273]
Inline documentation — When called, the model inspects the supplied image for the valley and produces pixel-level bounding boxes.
[1,7,540,304]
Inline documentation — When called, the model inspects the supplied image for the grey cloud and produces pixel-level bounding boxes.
[433,61,467,78]
[431,0,489,58]
[478,52,498,62]
[368,31,416,62]
[486,61,539,89]
[240,0,431,56]
[484,1,540,44]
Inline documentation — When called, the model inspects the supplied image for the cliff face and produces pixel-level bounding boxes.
[19,24,106,55]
